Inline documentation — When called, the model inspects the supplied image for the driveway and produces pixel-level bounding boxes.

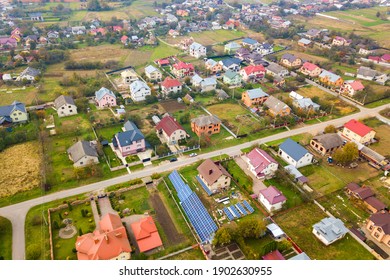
[234,156,267,195]
[97,197,116,217]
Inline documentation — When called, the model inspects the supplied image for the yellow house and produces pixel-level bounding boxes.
[366,212,390,248]
[318,70,344,87]
[342,119,376,144]
[0,101,28,124]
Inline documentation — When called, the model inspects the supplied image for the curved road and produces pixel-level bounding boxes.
[0,104,388,259]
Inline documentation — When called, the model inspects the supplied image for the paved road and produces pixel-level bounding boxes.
[0,104,388,259]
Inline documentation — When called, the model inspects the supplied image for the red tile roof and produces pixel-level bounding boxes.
[348,80,365,91]
[156,115,185,136]
[75,213,131,260]
[161,77,182,88]
[247,148,277,176]
[131,216,163,253]
[157,59,170,66]
[344,119,373,137]
[242,65,265,75]
[173,61,194,70]
[301,61,319,71]
[259,186,287,205]
[381,54,390,62]
[262,250,285,260]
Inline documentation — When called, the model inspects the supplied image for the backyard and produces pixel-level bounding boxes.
[274,202,375,260]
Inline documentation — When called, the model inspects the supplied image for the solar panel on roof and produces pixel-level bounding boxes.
[243,200,254,213]
[196,175,213,196]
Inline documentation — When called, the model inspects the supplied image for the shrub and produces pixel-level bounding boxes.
[31,215,43,226]
[26,244,41,260]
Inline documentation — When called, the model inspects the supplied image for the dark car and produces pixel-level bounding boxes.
[170,157,178,162]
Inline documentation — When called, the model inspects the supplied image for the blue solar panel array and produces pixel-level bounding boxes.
[169,170,218,243]
[223,207,234,221]
[236,203,247,215]
[229,205,241,218]
[195,175,213,196]
[243,200,254,213]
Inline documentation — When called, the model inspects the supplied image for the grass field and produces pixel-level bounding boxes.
[109,187,150,215]
[264,178,304,209]
[0,216,12,260]
[165,248,205,260]
[294,7,390,48]
[274,202,375,260]
[278,50,330,63]
[300,162,380,196]
[0,141,42,198]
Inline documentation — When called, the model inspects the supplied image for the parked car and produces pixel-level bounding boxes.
[169,157,178,162]
[189,153,197,157]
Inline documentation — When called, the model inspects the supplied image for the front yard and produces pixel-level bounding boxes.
[274,202,375,260]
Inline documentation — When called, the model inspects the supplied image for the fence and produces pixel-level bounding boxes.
[105,65,134,75]
[158,145,200,159]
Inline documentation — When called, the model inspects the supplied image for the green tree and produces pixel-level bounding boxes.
[237,218,266,239]
[26,244,41,260]
[324,125,337,134]
[179,112,190,124]
[212,227,232,247]
[333,142,359,165]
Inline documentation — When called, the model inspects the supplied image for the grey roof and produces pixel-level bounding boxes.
[279,138,310,162]
[130,80,150,94]
[313,217,348,243]
[281,53,299,63]
[246,88,269,99]
[201,77,217,87]
[357,66,377,78]
[67,141,98,163]
[95,87,116,101]
[189,42,204,51]
[266,62,288,75]
[54,95,75,109]
[319,70,341,83]
[145,65,160,75]
[192,74,203,84]
[264,96,290,114]
[358,144,386,164]
[205,59,218,68]
[242,37,258,45]
[20,67,41,77]
[216,89,229,99]
[289,252,311,260]
[116,122,144,146]
[284,164,307,182]
[0,101,26,124]
[225,41,241,49]
[191,115,221,127]
[306,29,320,37]
[221,57,241,67]
[298,38,312,45]
[295,98,320,110]
[312,133,343,150]
[224,70,239,79]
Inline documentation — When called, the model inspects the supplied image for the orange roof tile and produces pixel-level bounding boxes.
[131,216,163,253]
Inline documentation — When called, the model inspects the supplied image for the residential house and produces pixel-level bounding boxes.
[312,217,348,246]
[224,41,241,54]
[346,184,386,213]
[29,12,44,21]
[241,88,269,107]
[129,80,151,102]
[223,70,242,86]
[235,47,251,61]
[284,165,308,185]
[179,37,194,50]
[121,69,139,85]
[71,26,86,35]
[189,42,207,58]
[358,144,388,169]
[95,87,117,108]
[305,29,321,39]
[332,36,351,47]
[356,66,377,81]
[219,58,241,72]
[145,65,162,81]
[183,94,194,103]
[131,216,163,253]
[67,140,99,168]
[366,212,390,248]
[216,89,229,100]
[156,115,187,144]
[75,213,131,260]
[205,59,223,74]
[264,96,291,117]
[16,67,41,82]
[191,115,221,137]
[113,121,145,156]
[259,186,287,213]
[310,133,344,156]
[342,119,376,144]
[171,61,194,78]
[0,37,17,49]
[318,70,344,87]
[192,75,217,92]
[298,38,312,48]
[381,54,390,63]
[246,53,264,66]
[54,95,77,117]
[278,138,313,168]
[120,35,129,44]
[239,65,266,82]
[340,80,365,97]
[299,62,322,77]
[256,42,273,55]
[280,53,302,68]
[0,101,28,125]
[197,159,231,194]
[266,62,289,77]
[358,47,374,56]
[289,92,320,112]
[161,77,182,95]
[242,38,259,50]
[168,29,179,37]
[11,28,22,42]
[246,148,278,179]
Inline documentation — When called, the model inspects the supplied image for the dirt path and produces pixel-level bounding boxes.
[149,193,185,245]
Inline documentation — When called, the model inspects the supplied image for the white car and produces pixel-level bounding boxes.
[189,153,197,157]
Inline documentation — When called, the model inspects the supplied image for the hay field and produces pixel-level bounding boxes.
[0,142,42,198]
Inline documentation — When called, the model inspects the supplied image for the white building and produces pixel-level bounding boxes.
[278,138,313,168]
[129,80,151,102]
[54,95,78,117]
[312,217,348,246]
[144,65,162,81]
[189,42,207,58]
[259,186,287,213]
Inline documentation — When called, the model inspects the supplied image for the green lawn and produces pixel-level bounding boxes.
[274,202,375,260]
[264,178,304,209]
[266,133,312,147]
[0,216,12,260]
[149,43,180,61]
[165,247,205,260]
[109,187,150,215]
[95,123,123,141]
[222,160,253,193]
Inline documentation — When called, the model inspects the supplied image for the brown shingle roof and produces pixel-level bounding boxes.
[197,159,231,186]
[369,212,390,234]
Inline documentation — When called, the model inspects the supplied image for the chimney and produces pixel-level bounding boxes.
[104,233,109,243]
[209,169,213,175]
